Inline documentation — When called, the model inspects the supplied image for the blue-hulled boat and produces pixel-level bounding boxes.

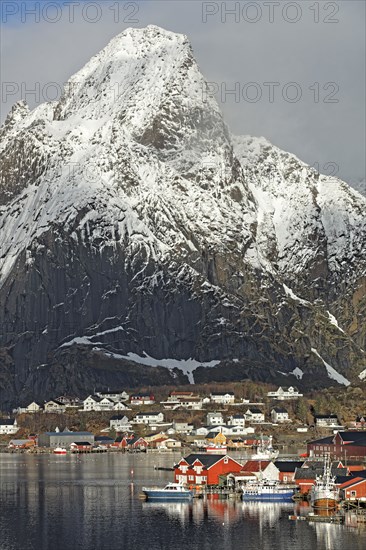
[242,480,294,502]
[142,482,193,501]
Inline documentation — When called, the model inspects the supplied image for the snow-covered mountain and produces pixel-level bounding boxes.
[0,26,365,406]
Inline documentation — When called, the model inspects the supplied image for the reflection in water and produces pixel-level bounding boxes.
[0,454,364,550]
[311,523,341,550]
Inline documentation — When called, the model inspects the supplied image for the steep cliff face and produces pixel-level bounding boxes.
[0,26,365,407]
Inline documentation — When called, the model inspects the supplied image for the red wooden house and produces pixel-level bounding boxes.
[274,461,304,483]
[113,434,148,450]
[70,442,92,452]
[307,431,366,459]
[174,454,242,486]
[340,477,366,501]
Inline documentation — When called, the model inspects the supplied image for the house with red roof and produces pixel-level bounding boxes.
[240,460,279,481]
[174,454,242,486]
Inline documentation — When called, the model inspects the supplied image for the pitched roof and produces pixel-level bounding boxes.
[45,431,93,436]
[307,435,334,445]
[274,461,304,472]
[246,408,263,414]
[337,431,366,446]
[135,412,161,416]
[211,392,234,396]
[295,466,348,479]
[314,414,339,419]
[340,477,366,488]
[179,453,240,469]
[272,407,288,413]
[241,460,271,472]
[72,441,92,446]
[0,419,16,425]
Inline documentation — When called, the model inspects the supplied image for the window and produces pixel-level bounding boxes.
[189,475,194,481]
[224,457,229,464]
[350,491,356,497]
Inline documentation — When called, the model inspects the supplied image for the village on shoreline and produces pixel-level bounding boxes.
[0,381,365,454]
[1,380,366,507]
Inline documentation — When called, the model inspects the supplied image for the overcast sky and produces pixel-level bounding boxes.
[1,0,365,190]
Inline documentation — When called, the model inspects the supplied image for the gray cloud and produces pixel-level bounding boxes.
[0,0,365,189]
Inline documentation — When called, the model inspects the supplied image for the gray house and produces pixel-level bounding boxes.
[38,431,94,448]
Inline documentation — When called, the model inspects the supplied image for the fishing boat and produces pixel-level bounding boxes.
[242,479,295,502]
[252,436,279,460]
[142,482,193,501]
[205,444,227,455]
[53,447,67,455]
[310,455,339,510]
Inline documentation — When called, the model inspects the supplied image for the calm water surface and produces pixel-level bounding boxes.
[0,453,364,550]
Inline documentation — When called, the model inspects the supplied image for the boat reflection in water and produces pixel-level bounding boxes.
[310,522,346,550]
[142,496,243,526]
[241,501,294,528]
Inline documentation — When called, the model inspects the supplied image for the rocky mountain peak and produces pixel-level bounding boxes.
[0,27,365,407]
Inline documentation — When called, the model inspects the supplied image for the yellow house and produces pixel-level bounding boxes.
[207,432,227,445]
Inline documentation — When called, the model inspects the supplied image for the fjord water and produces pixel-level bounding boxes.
[0,453,363,550]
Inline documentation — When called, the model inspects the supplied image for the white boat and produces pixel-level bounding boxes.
[53,447,67,455]
[242,479,294,502]
[310,455,339,510]
[142,482,193,501]
[205,444,227,455]
[252,436,279,460]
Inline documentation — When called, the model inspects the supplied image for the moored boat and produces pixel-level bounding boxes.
[142,482,193,501]
[310,455,339,510]
[53,447,67,455]
[205,444,227,455]
[242,479,295,502]
[252,436,279,460]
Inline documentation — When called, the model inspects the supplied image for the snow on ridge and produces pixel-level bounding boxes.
[359,368,366,380]
[93,350,223,384]
[311,348,350,386]
[327,311,345,334]
[291,367,304,380]
[283,284,310,306]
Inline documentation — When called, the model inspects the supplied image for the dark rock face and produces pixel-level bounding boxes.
[0,26,365,408]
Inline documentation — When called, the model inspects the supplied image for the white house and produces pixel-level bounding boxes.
[85,396,111,411]
[267,386,303,400]
[112,402,131,411]
[109,415,132,431]
[228,414,246,427]
[17,401,43,413]
[194,426,210,436]
[133,412,164,425]
[245,408,265,423]
[208,425,255,436]
[96,390,129,402]
[0,418,18,435]
[314,414,341,427]
[210,392,235,405]
[44,400,66,414]
[171,421,194,434]
[271,408,290,423]
[130,394,155,406]
[207,412,225,426]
